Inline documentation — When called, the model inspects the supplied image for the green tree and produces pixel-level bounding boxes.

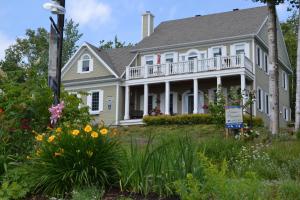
[0,19,83,78]
[281,13,298,121]
[99,35,134,49]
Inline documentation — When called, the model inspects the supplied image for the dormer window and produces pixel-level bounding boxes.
[78,54,93,73]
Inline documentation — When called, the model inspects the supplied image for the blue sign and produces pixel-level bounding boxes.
[225,106,243,129]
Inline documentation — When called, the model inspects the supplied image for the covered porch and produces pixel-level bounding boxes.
[122,74,253,121]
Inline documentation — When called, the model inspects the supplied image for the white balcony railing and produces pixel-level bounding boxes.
[126,55,253,80]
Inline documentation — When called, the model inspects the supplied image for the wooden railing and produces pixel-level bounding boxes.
[126,55,253,80]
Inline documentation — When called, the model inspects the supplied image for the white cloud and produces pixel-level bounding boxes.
[67,0,112,27]
[0,32,14,61]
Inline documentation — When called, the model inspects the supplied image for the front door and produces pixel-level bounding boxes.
[187,95,194,114]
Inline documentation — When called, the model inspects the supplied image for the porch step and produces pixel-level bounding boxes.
[119,119,144,126]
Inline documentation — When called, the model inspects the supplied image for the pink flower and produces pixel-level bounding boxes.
[49,101,64,125]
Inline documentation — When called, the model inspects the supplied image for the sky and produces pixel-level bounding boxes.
[0,0,293,60]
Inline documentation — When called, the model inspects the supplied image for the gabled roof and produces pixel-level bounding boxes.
[86,43,135,76]
[134,6,268,50]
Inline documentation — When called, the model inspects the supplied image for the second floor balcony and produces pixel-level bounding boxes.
[126,55,253,80]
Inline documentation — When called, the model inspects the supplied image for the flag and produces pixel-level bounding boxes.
[48,23,58,93]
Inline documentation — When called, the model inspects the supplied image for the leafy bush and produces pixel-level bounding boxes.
[119,135,199,197]
[143,114,263,127]
[198,137,244,165]
[278,180,300,200]
[0,164,37,200]
[243,115,264,127]
[143,114,212,125]
[31,124,122,196]
[297,130,300,140]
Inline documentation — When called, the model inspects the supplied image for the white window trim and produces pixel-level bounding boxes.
[87,90,104,115]
[264,92,270,116]
[283,106,289,121]
[282,71,288,91]
[257,87,264,112]
[264,53,269,74]
[145,54,155,66]
[256,46,262,69]
[78,53,93,74]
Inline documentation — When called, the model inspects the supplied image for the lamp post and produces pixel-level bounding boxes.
[43,0,65,105]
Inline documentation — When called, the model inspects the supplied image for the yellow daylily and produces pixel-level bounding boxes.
[100,128,108,135]
[56,127,62,133]
[72,129,80,136]
[48,135,56,143]
[91,131,99,138]
[84,125,92,133]
[35,134,43,141]
[86,150,93,157]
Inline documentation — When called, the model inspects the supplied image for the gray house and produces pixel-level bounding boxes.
[62,6,292,127]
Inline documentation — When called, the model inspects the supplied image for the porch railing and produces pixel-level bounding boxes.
[126,55,253,80]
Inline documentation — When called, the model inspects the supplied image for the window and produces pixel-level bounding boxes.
[188,52,198,60]
[145,55,154,65]
[256,47,261,67]
[213,47,222,57]
[282,71,288,90]
[283,107,289,121]
[265,93,269,115]
[257,88,263,111]
[264,54,268,73]
[88,90,103,114]
[165,53,174,63]
[235,44,245,55]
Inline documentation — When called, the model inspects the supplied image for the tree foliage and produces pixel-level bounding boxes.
[99,35,134,49]
[0,19,82,78]
[281,13,298,120]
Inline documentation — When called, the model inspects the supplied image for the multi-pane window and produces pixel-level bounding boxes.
[264,54,268,73]
[91,92,99,111]
[257,88,263,111]
[165,53,174,63]
[235,44,245,55]
[256,47,261,67]
[265,93,269,115]
[145,55,154,65]
[282,71,288,90]
[283,107,289,121]
[213,47,222,57]
[82,54,91,72]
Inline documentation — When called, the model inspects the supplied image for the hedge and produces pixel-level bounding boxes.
[143,114,264,127]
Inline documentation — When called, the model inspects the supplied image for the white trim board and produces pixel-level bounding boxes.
[62,42,119,78]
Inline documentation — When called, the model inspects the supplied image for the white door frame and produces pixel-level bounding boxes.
[182,90,204,114]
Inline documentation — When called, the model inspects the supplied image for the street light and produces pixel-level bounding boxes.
[43,0,65,105]
[43,1,65,15]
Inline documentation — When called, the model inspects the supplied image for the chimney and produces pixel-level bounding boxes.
[233,8,239,11]
[142,11,154,39]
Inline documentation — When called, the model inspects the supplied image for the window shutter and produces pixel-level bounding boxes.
[90,58,94,72]
[174,53,178,63]
[141,56,146,66]
[99,90,104,111]
[87,93,92,113]
[77,60,82,73]
[160,93,165,113]
[208,48,213,58]
[173,92,178,113]
[245,43,250,58]
[222,46,227,56]
[140,95,144,110]
[161,54,165,64]
[230,45,235,56]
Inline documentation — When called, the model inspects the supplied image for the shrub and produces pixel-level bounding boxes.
[143,114,212,125]
[72,186,104,200]
[243,115,264,127]
[278,180,300,200]
[143,114,263,127]
[297,130,300,140]
[30,124,123,196]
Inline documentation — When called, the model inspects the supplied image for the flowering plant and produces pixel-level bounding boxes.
[49,101,65,125]
[31,123,122,196]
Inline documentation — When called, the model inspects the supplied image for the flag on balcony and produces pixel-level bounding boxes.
[157,54,161,64]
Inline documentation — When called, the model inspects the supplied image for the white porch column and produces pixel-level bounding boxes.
[124,85,130,120]
[165,81,170,115]
[217,76,222,90]
[143,84,149,116]
[241,73,246,106]
[193,78,198,114]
